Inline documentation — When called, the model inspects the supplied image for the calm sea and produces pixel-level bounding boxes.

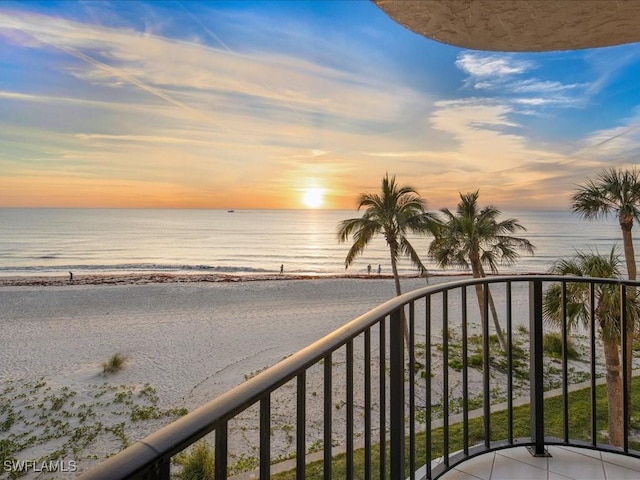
[0,208,634,277]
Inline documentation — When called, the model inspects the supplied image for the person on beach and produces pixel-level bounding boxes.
[377,264,381,274]
[367,264,371,274]
[280,264,284,275]
[69,271,73,282]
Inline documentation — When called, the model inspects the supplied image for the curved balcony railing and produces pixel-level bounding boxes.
[79,275,640,479]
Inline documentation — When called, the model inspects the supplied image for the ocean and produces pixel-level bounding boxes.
[0,208,633,277]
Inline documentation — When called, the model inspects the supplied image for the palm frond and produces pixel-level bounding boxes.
[429,190,534,274]
[400,238,427,274]
[543,247,635,338]
[572,168,640,221]
[337,174,434,274]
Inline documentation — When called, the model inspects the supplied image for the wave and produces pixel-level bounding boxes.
[0,263,275,274]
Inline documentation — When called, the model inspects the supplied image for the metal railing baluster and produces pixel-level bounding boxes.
[528,279,546,456]
[296,372,306,479]
[215,422,228,480]
[389,308,405,479]
[346,340,354,480]
[462,286,469,456]
[324,353,332,480]
[364,328,372,480]
[425,295,432,480]
[590,282,597,447]
[260,395,271,479]
[482,283,491,448]
[442,290,449,467]
[409,301,416,480]
[562,281,569,444]
[379,317,386,480]
[621,284,629,452]
[506,281,513,444]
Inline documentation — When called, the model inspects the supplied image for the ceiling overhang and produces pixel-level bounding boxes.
[373,0,640,52]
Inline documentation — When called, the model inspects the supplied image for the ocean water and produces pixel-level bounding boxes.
[0,208,634,277]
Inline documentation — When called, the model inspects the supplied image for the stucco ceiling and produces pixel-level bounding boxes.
[374,0,640,52]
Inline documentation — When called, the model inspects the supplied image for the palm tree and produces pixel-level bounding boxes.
[428,191,535,351]
[572,168,640,280]
[543,248,640,446]
[572,167,640,411]
[337,174,437,341]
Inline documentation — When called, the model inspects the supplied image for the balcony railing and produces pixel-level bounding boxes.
[79,275,640,479]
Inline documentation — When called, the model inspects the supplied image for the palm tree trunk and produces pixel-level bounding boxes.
[620,220,637,280]
[471,260,508,352]
[487,289,507,351]
[390,250,402,297]
[603,338,624,446]
[390,246,409,345]
[620,220,636,423]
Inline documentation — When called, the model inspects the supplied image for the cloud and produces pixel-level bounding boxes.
[2,4,636,211]
[577,121,640,162]
[509,79,580,94]
[0,9,431,145]
[455,53,531,78]
[363,151,442,158]
[455,52,583,112]
[74,133,214,145]
[0,7,439,207]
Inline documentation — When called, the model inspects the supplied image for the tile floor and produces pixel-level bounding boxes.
[427,445,640,480]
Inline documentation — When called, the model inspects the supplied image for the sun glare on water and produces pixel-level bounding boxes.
[302,188,324,208]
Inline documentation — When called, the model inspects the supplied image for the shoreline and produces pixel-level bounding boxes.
[0,271,476,288]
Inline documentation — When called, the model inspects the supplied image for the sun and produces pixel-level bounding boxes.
[302,188,324,208]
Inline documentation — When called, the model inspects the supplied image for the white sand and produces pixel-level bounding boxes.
[1,276,448,402]
[1,275,463,476]
[0,274,608,478]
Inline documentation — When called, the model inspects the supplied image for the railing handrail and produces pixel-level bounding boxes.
[79,274,640,479]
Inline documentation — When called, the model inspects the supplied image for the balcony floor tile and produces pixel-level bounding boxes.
[436,446,640,480]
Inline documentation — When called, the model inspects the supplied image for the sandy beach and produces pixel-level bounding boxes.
[2,273,466,477]
[3,272,615,478]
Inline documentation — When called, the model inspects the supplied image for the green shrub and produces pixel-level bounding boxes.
[543,332,580,360]
[102,353,128,374]
[178,441,215,480]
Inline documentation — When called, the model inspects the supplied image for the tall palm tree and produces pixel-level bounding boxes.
[572,167,640,410]
[543,248,640,446]
[572,168,640,280]
[337,174,437,341]
[428,191,535,351]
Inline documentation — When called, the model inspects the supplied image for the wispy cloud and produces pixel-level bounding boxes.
[576,121,640,164]
[455,52,584,111]
[456,53,531,78]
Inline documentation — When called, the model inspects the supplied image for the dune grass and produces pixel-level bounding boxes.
[102,353,128,374]
[175,441,215,480]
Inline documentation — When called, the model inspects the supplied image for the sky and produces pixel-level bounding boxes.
[1,1,640,210]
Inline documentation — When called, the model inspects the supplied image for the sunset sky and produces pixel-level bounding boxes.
[2,1,640,210]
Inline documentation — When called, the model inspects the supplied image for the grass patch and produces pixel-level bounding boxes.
[174,441,215,480]
[543,332,581,360]
[270,377,640,479]
[102,353,128,374]
[438,331,530,381]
